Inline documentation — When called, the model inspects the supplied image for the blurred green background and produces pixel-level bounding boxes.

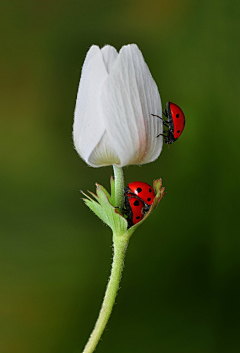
[1,0,240,352]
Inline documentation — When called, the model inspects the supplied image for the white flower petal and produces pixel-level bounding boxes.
[100,44,162,167]
[88,131,120,167]
[73,44,163,168]
[73,45,108,163]
[127,45,163,163]
[101,45,118,74]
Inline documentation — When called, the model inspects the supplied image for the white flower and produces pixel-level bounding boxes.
[73,44,163,167]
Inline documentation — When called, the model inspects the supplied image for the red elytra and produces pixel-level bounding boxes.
[168,102,185,140]
[125,193,145,225]
[125,181,155,206]
[152,102,185,144]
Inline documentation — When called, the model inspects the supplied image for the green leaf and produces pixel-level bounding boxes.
[82,183,127,235]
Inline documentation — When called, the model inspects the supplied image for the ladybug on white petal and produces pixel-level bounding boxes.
[152,102,185,144]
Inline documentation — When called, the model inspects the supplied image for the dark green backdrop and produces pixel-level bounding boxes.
[1,0,240,352]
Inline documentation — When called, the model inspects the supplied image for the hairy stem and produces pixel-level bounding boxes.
[113,165,124,208]
[82,235,129,353]
[82,166,127,353]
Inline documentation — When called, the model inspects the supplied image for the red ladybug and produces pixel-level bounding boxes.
[124,193,145,227]
[125,181,155,208]
[152,102,185,144]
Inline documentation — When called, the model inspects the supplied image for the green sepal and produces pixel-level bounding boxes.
[82,177,165,239]
[82,182,128,235]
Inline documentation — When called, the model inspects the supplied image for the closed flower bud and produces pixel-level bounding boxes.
[73,44,163,167]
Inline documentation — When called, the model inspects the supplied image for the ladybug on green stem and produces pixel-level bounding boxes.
[124,181,156,227]
[124,193,145,227]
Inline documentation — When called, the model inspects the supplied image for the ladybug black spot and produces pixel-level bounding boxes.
[133,200,140,206]
[149,188,152,192]
[147,198,151,202]
[177,130,180,133]
[176,114,179,118]
[136,187,142,193]
[136,216,140,219]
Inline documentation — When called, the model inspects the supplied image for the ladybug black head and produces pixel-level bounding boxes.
[164,131,177,144]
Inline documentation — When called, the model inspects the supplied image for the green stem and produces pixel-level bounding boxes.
[82,235,129,353]
[113,165,124,208]
[82,166,127,353]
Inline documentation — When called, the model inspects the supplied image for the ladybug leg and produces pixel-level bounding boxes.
[163,130,169,133]
[151,114,169,124]
[141,203,150,213]
[157,133,167,138]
